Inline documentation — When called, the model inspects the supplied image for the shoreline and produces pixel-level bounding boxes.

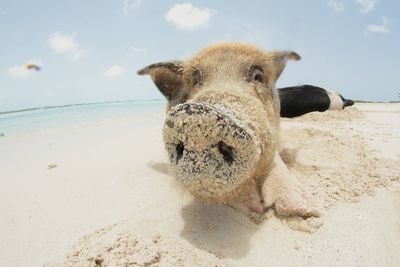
[2,98,399,116]
[0,99,166,116]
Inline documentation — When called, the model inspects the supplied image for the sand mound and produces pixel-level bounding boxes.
[295,106,364,122]
[282,113,399,208]
[45,222,227,267]
[49,106,400,266]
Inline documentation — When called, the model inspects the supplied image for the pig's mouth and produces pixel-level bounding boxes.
[163,102,261,201]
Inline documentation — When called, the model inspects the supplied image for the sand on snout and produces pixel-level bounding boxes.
[1,103,399,266]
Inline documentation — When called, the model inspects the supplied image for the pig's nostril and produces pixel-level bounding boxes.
[217,141,234,165]
[175,142,184,163]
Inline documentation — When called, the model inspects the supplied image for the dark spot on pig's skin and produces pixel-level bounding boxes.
[176,142,184,164]
[165,119,174,128]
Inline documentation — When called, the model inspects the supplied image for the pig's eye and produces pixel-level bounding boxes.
[192,69,202,86]
[249,66,264,83]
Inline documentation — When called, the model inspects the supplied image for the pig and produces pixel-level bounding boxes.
[138,43,320,219]
[278,85,354,118]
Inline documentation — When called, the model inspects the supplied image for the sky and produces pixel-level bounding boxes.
[0,0,399,112]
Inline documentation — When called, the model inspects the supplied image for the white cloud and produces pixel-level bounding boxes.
[47,32,83,60]
[123,0,141,14]
[328,0,345,12]
[104,65,126,78]
[8,59,42,79]
[356,0,377,14]
[9,66,32,78]
[365,17,390,35]
[165,3,216,30]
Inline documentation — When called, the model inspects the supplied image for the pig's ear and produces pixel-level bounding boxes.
[268,51,301,81]
[137,61,185,101]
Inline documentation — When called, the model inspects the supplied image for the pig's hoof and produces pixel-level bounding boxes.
[273,192,320,218]
[263,183,320,218]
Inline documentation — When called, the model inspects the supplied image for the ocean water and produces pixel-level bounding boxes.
[0,101,166,136]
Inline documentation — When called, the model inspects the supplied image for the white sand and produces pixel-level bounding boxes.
[0,103,399,266]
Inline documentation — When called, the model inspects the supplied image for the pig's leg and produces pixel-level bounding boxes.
[262,154,320,217]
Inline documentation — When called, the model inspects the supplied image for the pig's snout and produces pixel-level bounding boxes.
[163,102,261,200]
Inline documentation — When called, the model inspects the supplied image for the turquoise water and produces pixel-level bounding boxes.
[0,101,166,135]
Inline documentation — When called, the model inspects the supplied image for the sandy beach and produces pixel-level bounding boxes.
[0,102,399,266]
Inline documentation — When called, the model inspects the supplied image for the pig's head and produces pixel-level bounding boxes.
[138,43,300,202]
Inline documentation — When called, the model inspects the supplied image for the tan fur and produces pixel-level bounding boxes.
[138,42,319,220]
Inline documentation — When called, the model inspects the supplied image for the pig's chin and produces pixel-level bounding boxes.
[163,102,262,201]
